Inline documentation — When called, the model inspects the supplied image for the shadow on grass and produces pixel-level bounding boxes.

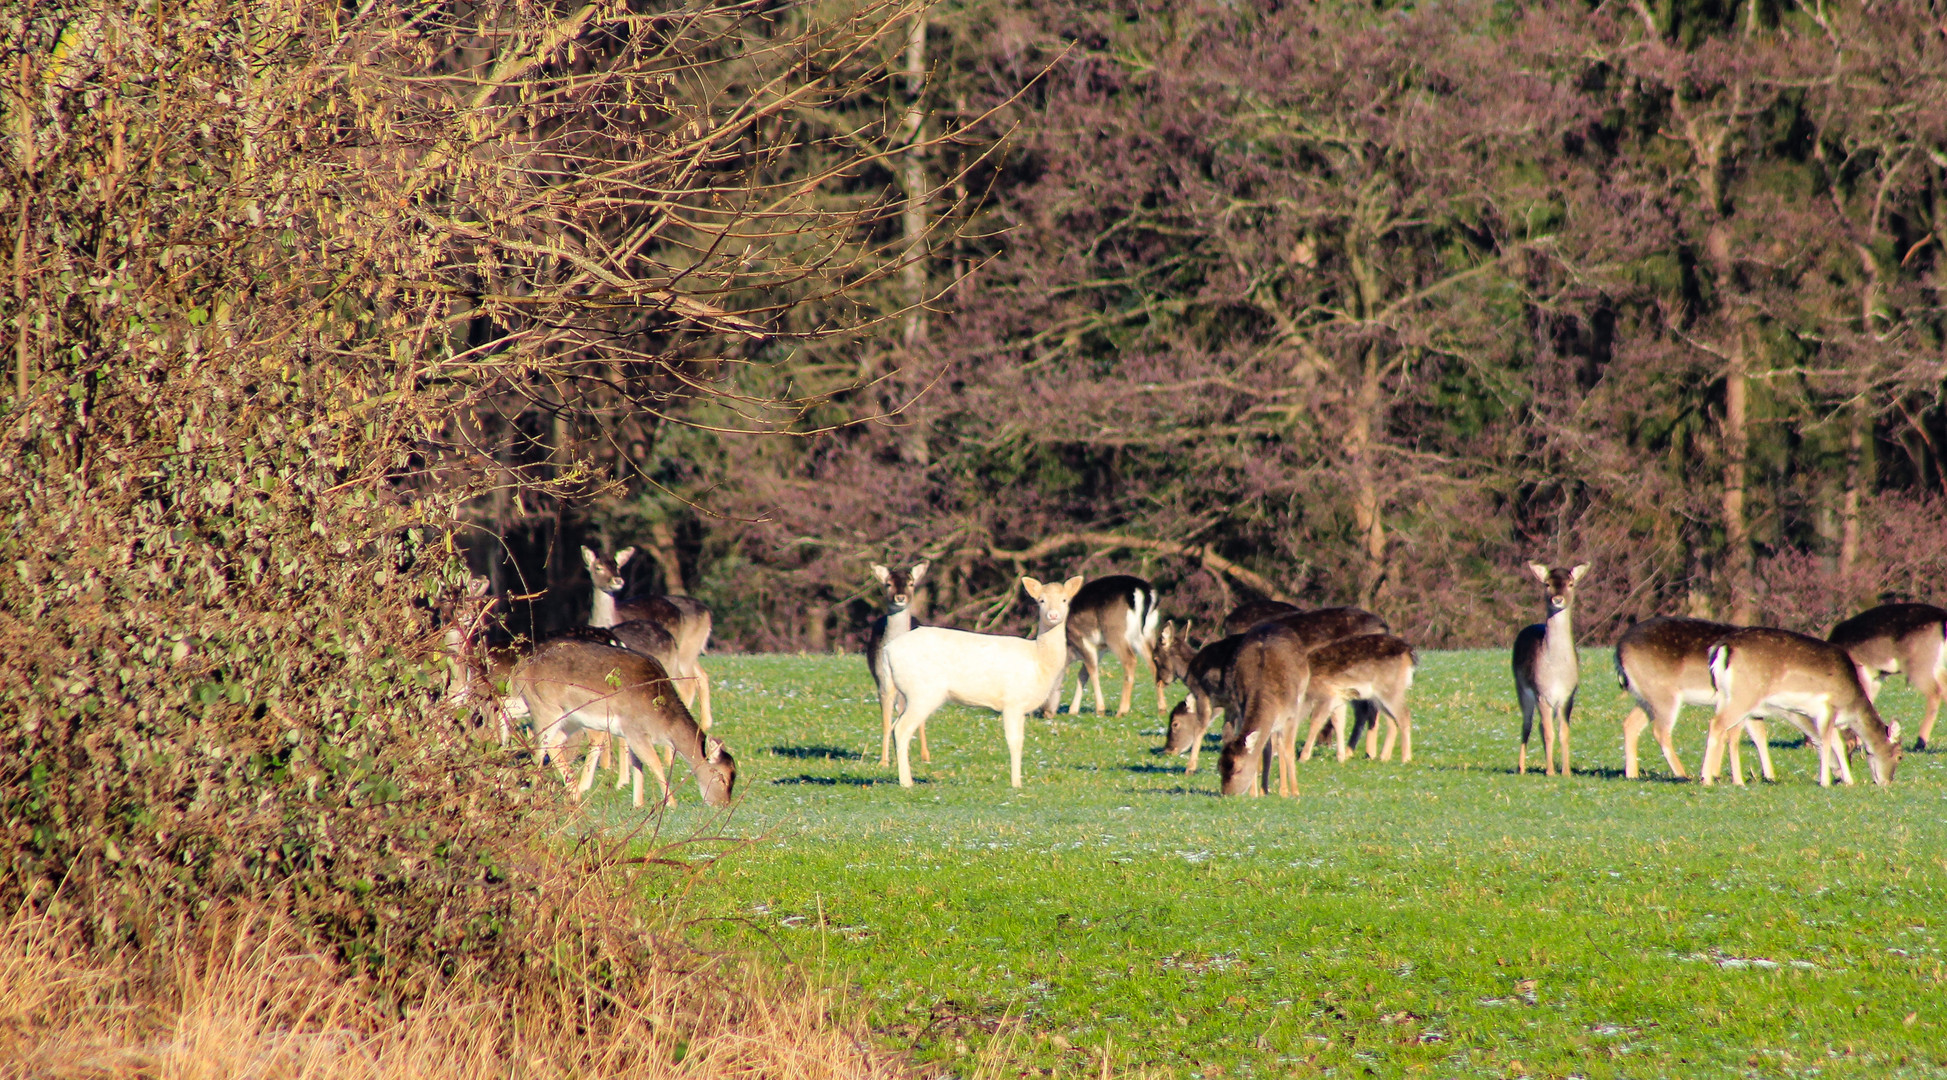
[769,773,923,786]
[769,745,864,761]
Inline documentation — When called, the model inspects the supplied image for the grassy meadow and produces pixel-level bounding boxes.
[592,650,1947,1079]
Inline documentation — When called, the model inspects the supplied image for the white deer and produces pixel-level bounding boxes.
[884,575,1085,789]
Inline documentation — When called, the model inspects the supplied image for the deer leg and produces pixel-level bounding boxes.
[879,663,897,767]
[1559,695,1575,777]
[1395,701,1413,763]
[1620,705,1648,779]
[918,715,931,764]
[1536,700,1558,777]
[1112,639,1137,717]
[1300,699,1332,763]
[1518,690,1537,775]
[1729,724,1747,787]
[1653,700,1689,778]
[1156,678,1168,715]
[1830,719,1856,786]
[1334,701,1353,764]
[1280,717,1300,797]
[1700,711,1733,786]
[631,737,674,807]
[1362,701,1384,760]
[892,691,944,788]
[1912,652,1944,749]
[1378,700,1401,763]
[1069,644,1097,714]
[576,740,604,798]
[1746,719,1774,781]
[1185,702,1217,775]
[1002,708,1027,789]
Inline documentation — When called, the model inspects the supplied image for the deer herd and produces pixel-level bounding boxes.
[440,546,1945,808]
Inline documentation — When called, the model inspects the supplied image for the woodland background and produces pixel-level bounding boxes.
[456,0,1947,652]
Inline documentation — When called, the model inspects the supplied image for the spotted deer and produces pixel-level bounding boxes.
[884,575,1085,789]
[1222,599,1301,637]
[506,639,736,808]
[584,545,713,730]
[867,561,931,767]
[1160,607,1388,773]
[1701,627,1901,787]
[1615,616,1773,782]
[1511,563,1588,776]
[1042,574,1163,717]
[1294,633,1417,765]
[1827,602,1946,750]
[1215,623,1313,798]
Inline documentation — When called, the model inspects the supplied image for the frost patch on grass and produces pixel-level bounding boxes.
[1675,949,1818,970]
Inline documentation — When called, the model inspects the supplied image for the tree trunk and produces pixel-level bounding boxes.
[897,13,930,466]
[1347,345,1387,607]
[648,519,687,596]
[1840,398,1865,577]
[1721,342,1755,624]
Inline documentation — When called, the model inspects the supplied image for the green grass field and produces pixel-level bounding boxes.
[591,650,1947,1079]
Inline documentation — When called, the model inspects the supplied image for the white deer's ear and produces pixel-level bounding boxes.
[1021,577,1045,599]
[1528,562,1550,583]
[1159,622,1174,647]
[581,546,600,569]
[615,547,636,567]
[1570,563,1591,583]
[871,564,891,585]
[1887,721,1903,745]
[706,736,727,762]
[910,561,929,585]
[1063,575,1086,598]
[1243,730,1263,753]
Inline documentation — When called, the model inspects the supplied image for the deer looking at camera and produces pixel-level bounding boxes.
[1511,562,1588,776]
[1827,602,1946,751]
[1701,627,1901,787]
[1042,575,1163,717]
[584,545,713,731]
[506,639,736,808]
[866,562,931,767]
[885,575,1085,789]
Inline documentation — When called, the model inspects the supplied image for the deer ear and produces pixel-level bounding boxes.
[581,546,600,569]
[1020,577,1045,599]
[1243,730,1263,754]
[910,561,929,585]
[871,564,891,585]
[1063,575,1086,598]
[1528,562,1550,583]
[1887,721,1903,745]
[1159,622,1174,647]
[705,736,727,762]
[615,547,636,568]
[1570,563,1591,583]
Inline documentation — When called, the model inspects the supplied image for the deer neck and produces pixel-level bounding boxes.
[1542,606,1577,665]
[884,604,914,637]
[1034,613,1069,674]
[590,589,619,628]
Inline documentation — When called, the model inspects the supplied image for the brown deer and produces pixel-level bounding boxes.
[1158,624,1244,774]
[507,639,736,808]
[1701,628,1902,787]
[1222,599,1301,636]
[1294,633,1417,765]
[867,562,931,767]
[1160,608,1388,773]
[1511,563,1588,776]
[584,545,713,731]
[1215,623,1313,797]
[1042,575,1162,717]
[1827,602,1946,750]
[1615,617,1773,782]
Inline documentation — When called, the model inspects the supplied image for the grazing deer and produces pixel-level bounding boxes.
[1295,634,1417,765]
[1512,562,1588,776]
[1159,625,1245,774]
[435,576,526,746]
[1701,627,1902,787]
[1222,599,1301,637]
[584,545,713,731]
[1160,608,1388,772]
[867,562,932,767]
[884,575,1085,788]
[1615,617,1773,782]
[1042,575,1163,717]
[1827,602,1947,750]
[507,639,736,807]
[1215,624,1313,797]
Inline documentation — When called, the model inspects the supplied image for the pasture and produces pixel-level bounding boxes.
[600,650,1947,1078]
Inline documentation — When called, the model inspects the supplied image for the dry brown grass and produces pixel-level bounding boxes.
[0,889,905,1080]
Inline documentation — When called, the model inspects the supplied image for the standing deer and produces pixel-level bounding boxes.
[584,546,713,731]
[1512,562,1588,776]
[1160,608,1388,772]
[867,562,931,767]
[1294,633,1417,765]
[884,575,1085,789]
[507,639,736,808]
[1700,627,1902,787]
[1215,623,1313,798]
[1827,602,1946,750]
[1042,575,1162,717]
[1615,617,1773,782]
